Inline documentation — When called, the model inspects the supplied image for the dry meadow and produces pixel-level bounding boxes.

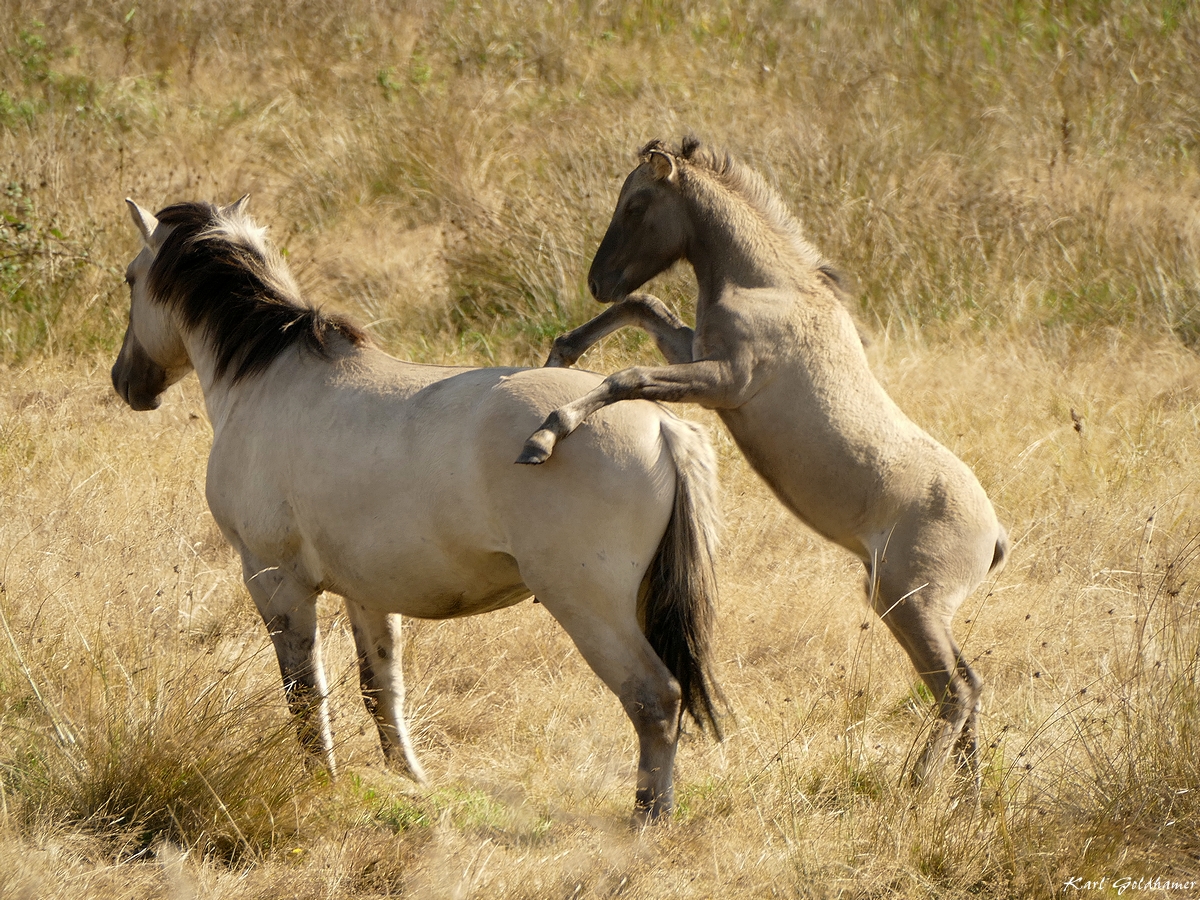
[2,2,1200,897]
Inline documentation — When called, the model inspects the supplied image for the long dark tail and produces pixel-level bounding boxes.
[643,415,727,739]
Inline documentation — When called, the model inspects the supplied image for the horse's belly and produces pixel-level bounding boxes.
[397,583,533,620]
[324,547,532,619]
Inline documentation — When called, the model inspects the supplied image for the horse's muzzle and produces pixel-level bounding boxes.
[112,330,167,410]
[587,271,627,305]
[112,362,163,410]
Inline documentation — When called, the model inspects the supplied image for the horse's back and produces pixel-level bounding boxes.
[207,354,679,615]
[472,366,679,585]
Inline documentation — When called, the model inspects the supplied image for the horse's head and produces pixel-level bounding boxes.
[587,139,692,303]
[111,199,198,410]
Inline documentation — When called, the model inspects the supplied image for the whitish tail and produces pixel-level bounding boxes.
[643,413,727,738]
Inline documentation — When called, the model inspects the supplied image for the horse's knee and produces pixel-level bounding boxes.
[608,367,648,398]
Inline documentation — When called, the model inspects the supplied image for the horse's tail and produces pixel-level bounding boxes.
[644,413,727,739]
[989,525,1010,575]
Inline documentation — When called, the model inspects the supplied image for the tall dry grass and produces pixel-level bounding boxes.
[2,1,1200,897]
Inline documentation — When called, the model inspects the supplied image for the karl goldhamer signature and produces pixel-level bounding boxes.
[1063,875,1199,895]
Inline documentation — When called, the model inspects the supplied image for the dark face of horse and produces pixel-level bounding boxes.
[112,309,170,410]
[588,153,691,302]
[111,202,192,410]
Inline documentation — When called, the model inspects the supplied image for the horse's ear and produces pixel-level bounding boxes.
[224,194,250,217]
[647,149,678,184]
[126,199,159,246]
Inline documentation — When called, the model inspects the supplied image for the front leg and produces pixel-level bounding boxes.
[346,600,428,784]
[546,293,695,368]
[240,555,336,776]
[517,359,746,465]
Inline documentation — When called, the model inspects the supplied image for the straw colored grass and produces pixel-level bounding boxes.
[3,1,1200,897]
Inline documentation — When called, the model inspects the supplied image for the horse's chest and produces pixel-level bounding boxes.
[716,392,878,549]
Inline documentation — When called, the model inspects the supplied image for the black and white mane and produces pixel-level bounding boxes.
[147,202,368,382]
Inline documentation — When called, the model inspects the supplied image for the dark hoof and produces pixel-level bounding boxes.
[515,431,555,465]
[631,787,673,826]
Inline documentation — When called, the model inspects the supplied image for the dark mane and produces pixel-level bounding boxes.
[147,202,368,382]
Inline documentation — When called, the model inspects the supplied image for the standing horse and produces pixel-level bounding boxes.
[111,197,725,821]
[518,139,1008,786]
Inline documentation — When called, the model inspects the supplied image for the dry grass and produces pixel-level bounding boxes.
[3,1,1200,897]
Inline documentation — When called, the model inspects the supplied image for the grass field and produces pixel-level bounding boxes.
[2,2,1199,897]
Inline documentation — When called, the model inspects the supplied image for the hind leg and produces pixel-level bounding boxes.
[950,648,983,790]
[239,553,336,775]
[870,579,981,788]
[346,601,427,785]
[532,586,683,824]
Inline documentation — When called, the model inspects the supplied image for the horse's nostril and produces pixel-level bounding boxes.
[588,276,599,298]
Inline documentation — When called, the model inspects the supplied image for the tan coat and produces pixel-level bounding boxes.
[112,198,724,822]
[521,139,1008,787]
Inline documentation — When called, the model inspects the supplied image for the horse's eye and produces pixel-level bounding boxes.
[625,200,648,219]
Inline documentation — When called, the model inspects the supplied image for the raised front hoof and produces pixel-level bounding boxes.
[515,430,556,465]
[543,347,577,368]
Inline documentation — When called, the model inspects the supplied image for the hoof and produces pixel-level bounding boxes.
[543,337,577,368]
[388,757,428,786]
[515,431,555,465]
[632,788,673,826]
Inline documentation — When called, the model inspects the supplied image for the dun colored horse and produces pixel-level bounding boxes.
[519,139,1008,786]
[112,197,725,821]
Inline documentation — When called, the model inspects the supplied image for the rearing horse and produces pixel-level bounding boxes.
[111,197,725,821]
[518,138,1008,786]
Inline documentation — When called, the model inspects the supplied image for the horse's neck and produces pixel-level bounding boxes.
[186,333,435,433]
[178,328,236,430]
[684,182,799,299]
[181,323,319,434]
